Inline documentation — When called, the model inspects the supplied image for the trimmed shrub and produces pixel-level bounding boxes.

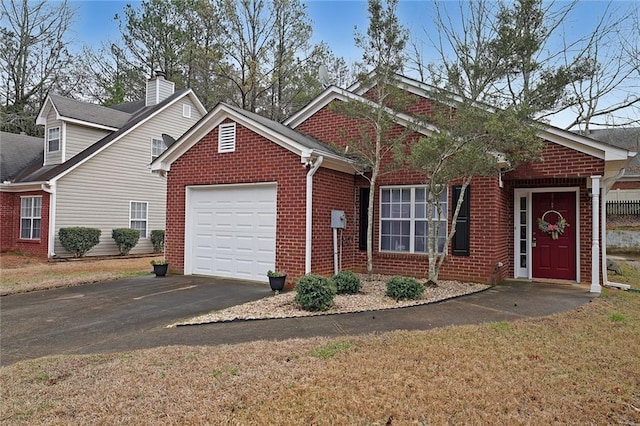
[150,230,165,253]
[295,274,336,312]
[385,276,425,301]
[332,270,362,294]
[59,227,101,258]
[111,228,140,255]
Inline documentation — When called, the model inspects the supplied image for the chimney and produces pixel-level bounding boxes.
[145,69,175,106]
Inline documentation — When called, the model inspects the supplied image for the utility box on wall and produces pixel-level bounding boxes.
[331,210,346,229]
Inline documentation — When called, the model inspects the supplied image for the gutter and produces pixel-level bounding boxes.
[305,155,323,274]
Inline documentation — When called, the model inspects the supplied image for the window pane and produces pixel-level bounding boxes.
[32,219,41,239]
[415,203,426,218]
[33,197,42,217]
[402,189,411,202]
[21,219,31,238]
[21,198,31,217]
[381,203,390,218]
[415,188,425,202]
[391,189,401,202]
[381,189,390,203]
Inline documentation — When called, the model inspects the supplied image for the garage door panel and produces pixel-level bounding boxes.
[187,184,277,282]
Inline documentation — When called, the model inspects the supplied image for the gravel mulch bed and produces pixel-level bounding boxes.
[171,275,489,326]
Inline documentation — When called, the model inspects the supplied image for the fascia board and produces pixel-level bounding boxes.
[540,126,631,161]
[35,97,54,125]
[0,182,46,192]
[53,92,188,182]
[186,90,208,115]
[56,117,119,132]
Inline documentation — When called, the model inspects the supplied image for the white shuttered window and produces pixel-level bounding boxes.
[130,201,148,238]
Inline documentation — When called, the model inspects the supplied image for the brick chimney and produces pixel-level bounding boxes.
[145,69,175,106]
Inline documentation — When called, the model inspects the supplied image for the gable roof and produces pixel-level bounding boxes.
[36,94,132,130]
[10,89,202,184]
[152,102,355,174]
[0,132,43,182]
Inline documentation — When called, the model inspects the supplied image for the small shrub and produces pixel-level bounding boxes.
[58,227,101,257]
[150,230,165,253]
[385,276,425,301]
[332,270,362,294]
[111,228,140,255]
[295,274,336,312]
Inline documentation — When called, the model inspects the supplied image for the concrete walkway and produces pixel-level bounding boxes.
[0,276,596,367]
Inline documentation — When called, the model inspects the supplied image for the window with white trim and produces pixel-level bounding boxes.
[151,137,167,161]
[20,196,42,239]
[218,122,236,153]
[182,104,191,118]
[47,127,60,152]
[380,186,448,253]
[130,201,148,238]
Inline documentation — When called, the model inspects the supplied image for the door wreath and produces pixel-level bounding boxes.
[537,210,569,240]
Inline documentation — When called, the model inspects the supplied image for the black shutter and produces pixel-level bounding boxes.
[359,187,370,251]
[452,185,470,256]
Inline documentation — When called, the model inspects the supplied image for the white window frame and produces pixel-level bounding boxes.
[151,137,167,161]
[182,103,191,118]
[130,201,148,238]
[218,122,236,153]
[379,186,448,254]
[20,196,42,240]
[47,127,60,152]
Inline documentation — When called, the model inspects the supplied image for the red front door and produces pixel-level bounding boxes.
[532,192,576,280]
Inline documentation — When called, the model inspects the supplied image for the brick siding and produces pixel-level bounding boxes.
[0,190,50,256]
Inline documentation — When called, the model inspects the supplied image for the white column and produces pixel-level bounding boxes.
[590,175,601,293]
[305,156,323,274]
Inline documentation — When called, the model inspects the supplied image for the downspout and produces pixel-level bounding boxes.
[305,155,323,274]
[41,182,56,258]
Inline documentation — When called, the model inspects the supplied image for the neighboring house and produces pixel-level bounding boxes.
[0,71,206,258]
[152,75,635,293]
[587,128,640,201]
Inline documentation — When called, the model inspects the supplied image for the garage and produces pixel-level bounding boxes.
[185,183,277,283]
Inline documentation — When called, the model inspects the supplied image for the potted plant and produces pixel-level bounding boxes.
[151,259,169,277]
[267,270,287,291]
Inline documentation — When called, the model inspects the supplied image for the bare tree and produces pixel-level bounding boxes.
[0,0,75,135]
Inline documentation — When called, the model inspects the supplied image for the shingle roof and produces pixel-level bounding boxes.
[14,90,190,183]
[49,94,132,128]
[0,132,44,182]
[588,128,640,175]
[223,103,340,156]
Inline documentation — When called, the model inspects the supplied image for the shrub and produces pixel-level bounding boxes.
[150,230,165,253]
[58,227,101,258]
[332,270,362,294]
[295,274,336,312]
[385,276,425,301]
[111,228,140,255]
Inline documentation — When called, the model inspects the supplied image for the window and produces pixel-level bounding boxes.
[20,196,42,239]
[130,201,148,238]
[218,122,236,153]
[151,138,167,161]
[451,185,471,256]
[182,104,191,118]
[380,186,447,254]
[47,127,60,152]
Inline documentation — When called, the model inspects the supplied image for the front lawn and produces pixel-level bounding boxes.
[1,289,639,424]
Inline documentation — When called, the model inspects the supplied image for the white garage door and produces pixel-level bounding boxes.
[186,184,277,282]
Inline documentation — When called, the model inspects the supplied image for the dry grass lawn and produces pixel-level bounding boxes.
[1,289,639,424]
[0,253,160,295]
[2,252,639,423]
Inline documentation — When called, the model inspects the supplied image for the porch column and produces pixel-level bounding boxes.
[590,175,601,293]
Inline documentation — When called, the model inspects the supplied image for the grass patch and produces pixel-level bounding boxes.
[309,341,352,359]
[609,260,640,289]
[1,292,639,423]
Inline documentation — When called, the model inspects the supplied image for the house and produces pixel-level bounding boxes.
[151,75,635,293]
[0,71,206,258]
[587,128,640,201]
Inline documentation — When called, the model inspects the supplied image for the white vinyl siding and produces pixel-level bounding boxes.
[47,127,60,152]
[380,186,448,254]
[130,201,148,238]
[65,124,111,160]
[20,196,42,240]
[53,96,204,257]
[151,137,166,161]
[218,123,236,153]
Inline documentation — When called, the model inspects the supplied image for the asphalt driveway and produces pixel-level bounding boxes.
[0,275,596,367]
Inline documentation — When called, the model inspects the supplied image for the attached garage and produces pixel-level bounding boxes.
[184,183,277,282]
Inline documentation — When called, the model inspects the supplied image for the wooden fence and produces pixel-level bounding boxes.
[607,200,640,216]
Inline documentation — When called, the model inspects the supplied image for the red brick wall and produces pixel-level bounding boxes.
[165,119,310,284]
[0,190,49,256]
[508,141,604,179]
